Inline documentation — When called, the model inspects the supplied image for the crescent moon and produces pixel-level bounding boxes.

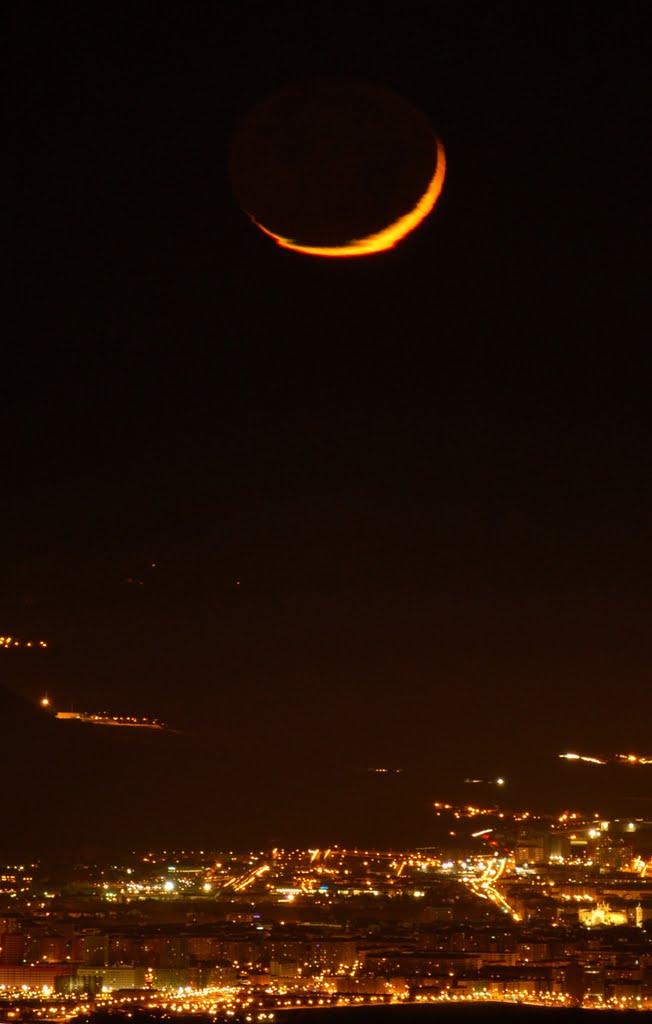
[247,137,446,258]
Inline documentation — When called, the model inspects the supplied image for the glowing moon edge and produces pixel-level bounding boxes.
[247,137,446,258]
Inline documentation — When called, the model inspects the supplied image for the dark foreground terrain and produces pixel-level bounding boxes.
[70,1002,652,1024]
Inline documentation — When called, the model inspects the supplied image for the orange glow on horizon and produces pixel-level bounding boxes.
[250,137,446,258]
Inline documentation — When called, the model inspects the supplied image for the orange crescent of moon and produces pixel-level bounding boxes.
[248,137,446,258]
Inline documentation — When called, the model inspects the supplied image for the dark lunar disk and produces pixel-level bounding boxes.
[230,79,438,247]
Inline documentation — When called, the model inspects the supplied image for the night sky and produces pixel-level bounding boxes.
[4,2,651,855]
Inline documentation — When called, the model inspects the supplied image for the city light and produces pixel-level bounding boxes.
[561,751,652,766]
[0,807,651,1017]
[0,637,48,649]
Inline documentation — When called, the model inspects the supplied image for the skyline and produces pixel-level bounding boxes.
[1,806,652,1014]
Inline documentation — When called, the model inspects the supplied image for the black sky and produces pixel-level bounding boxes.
[4,2,651,853]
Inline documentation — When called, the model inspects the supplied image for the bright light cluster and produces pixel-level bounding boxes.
[561,751,652,765]
[0,637,47,648]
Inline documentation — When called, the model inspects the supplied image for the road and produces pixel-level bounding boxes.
[466,855,521,921]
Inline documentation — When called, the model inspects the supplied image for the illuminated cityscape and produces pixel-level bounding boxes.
[1,797,652,1021]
